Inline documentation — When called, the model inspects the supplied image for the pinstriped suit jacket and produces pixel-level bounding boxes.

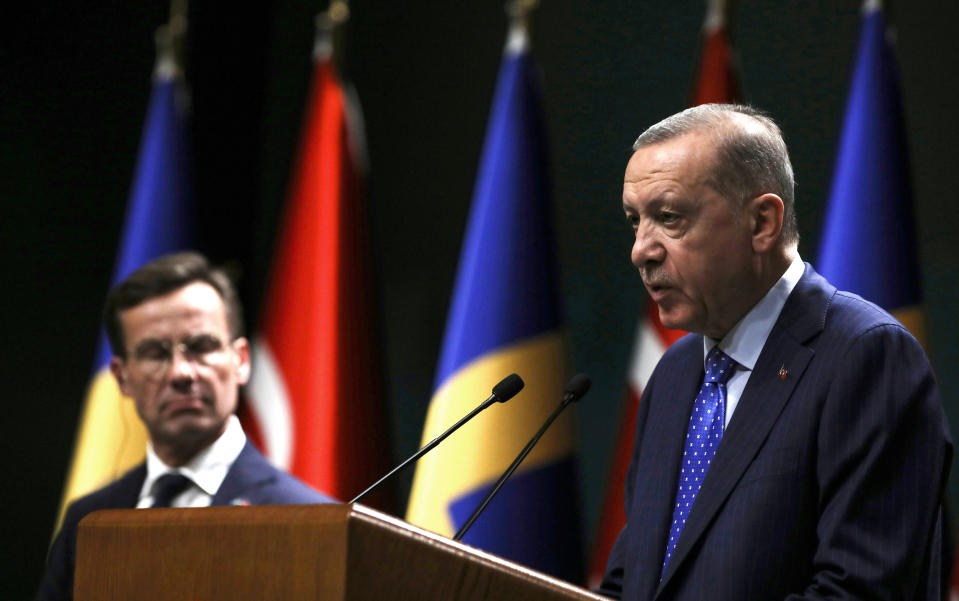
[599,264,951,601]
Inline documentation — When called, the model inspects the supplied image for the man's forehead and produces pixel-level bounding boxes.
[624,134,716,200]
[628,131,716,170]
[120,282,229,340]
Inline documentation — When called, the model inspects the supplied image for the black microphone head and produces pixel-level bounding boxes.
[564,373,592,402]
[492,373,524,402]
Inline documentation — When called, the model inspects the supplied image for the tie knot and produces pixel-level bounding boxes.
[151,473,193,508]
[704,347,737,385]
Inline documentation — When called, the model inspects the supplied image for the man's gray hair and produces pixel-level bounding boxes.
[633,104,798,245]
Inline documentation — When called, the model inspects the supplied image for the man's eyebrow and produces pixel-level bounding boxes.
[624,196,670,213]
[133,333,221,346]
[130,338,169,355]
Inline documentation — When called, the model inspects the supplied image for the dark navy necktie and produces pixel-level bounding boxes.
[151,473,193,508]
[662,346,738,573]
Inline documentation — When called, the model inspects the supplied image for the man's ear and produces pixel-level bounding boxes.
[110,357,131,396]
[750,193,785,253]
[232,337,251,386]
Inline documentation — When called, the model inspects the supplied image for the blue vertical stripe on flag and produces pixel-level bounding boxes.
[433,47,560,388]
[817,5,922,312]
[406,30,583,582]
[94,72,195,367]
[58,61,195,522]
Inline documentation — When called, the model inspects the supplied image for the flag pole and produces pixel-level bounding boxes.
[316,0,350,67]
[316,0,349,29]
[702,0,738,47]
[159,0,188,78]
[506,0,538,21]
[705,0,725,29]
[506,0,538,38]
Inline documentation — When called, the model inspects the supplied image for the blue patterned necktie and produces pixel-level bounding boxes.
[150,473,193,508]
[662,346,738,574]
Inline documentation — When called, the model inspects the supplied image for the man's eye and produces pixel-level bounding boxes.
[625,214,639,230]
[135,344,170,360]
[661,211,679,223]
[185,335,224,354]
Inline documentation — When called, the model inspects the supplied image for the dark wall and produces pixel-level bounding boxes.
[5,1,958,596]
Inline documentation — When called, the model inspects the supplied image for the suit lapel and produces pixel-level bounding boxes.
[656,265,833,594]
[212,441,275,506]
[115,464,148,508]
[629,339,704,599]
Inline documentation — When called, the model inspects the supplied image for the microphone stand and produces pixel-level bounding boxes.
[453,396,571,541]
[350,374,524,504]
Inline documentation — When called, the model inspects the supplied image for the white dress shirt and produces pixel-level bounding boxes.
[704,255,805,428]
[137,414,247,508]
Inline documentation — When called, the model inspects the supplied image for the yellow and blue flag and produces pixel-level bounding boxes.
[405,23,583,581]
[817,1,925,341]
[56,30,195,522]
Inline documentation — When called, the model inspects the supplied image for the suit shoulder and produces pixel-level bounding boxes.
[659,332,701,362]
[815,291,934,390]
[60,465,145,530]
[826,290,918,343]
[264,467,338,505]
[227,442,337,505]
[642,333,701,396]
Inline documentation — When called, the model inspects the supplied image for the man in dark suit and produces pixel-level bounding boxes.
[36,252,335,601]
[599,104,950,600]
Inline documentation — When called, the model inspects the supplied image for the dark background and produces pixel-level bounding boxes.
[5,1,958,596]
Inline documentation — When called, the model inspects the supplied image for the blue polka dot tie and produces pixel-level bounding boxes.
[662,346,738,574]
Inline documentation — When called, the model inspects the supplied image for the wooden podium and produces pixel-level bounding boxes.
[75,503,608,601]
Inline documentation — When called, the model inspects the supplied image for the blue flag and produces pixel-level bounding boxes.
[95,60,195,365]
[817,2,924,337]
[58,44,195,519]
[406,26,583,581]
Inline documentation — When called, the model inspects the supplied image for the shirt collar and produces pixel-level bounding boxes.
[142,414,247,498]
[704,255,805,370]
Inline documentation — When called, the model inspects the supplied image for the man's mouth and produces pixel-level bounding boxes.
[644,282,674,302]
[163,396,206,414]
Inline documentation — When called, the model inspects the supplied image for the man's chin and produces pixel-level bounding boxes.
[155,417,221,446]
[657,306,694,333]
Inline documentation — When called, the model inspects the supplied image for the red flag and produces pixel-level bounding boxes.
[242,32,391,510]
[691,2,741,105]
[587,0,738,586]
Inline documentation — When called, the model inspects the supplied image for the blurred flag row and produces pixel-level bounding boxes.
[57,12,392,525]
[54,0,937,589]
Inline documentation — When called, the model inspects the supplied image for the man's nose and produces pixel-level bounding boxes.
[167,346,199,381]
[631,226,665,269]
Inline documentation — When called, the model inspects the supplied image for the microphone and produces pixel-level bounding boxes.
[350,373,524,504]
[452,373,592,541]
